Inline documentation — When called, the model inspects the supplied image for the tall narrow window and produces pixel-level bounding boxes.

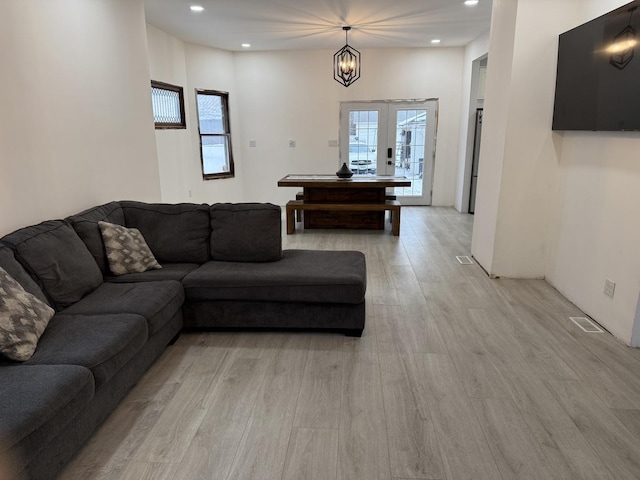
[151,80,186,129]
[196,90,234,179]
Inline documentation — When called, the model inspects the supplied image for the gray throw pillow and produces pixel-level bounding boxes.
[0,266,55,361]
[98,221,162,276]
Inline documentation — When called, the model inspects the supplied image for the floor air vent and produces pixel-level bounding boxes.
[456,255,474,265]
[570,316,604,333]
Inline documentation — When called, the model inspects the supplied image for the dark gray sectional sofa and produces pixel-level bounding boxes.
[0,201,366,480]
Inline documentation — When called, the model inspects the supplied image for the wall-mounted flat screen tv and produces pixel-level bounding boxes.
[552,0,640,131]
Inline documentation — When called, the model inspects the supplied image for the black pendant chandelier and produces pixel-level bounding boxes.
[609,6,637,70]
[333,26,361,87]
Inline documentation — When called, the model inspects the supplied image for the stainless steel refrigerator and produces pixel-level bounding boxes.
[469,108,483,214]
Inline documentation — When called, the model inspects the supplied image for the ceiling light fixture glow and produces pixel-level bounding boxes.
[431,39,441,44]
[241,43,251,48]
[190,5,204,12]
[464,0,479,5]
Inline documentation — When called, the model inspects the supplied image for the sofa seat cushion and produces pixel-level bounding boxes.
[60,281,184,336]
[183,249,366,304]
[24,314,148,388]
[1,221,103,311]
[106,263,200,283]
[0,364,94,468]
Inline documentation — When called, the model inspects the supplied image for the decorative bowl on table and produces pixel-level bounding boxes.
[336,162,353,179]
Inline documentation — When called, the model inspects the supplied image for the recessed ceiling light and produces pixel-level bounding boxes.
[464,0,479,5]
[190,5,204,12]
[431,39,441,44]
[241,43,251,48]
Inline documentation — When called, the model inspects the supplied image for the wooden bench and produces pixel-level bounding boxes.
[295,191,397,223]
[286,200,401,236]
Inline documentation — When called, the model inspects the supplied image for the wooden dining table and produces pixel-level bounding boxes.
[277,174,411,234]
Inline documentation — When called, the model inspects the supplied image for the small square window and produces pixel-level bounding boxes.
[151,80,186,129]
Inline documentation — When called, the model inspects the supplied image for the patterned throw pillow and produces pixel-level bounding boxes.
[0,266,55,361]
[98,221,162,276]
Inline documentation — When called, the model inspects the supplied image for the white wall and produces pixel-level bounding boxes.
[471,0,519,275]
[145,26,465,206]
[0,0,161,236]
[183,43,246,204]
[146,31,244,204]
[547,132,640,342]
[234,50,336,203]
[234,48,465,206]
[488,0,579,278]
[472,0,640,343]
[146,24,193,203]
[147,37,244,205]
[455,33,490,213]
[543,0,640,343]
[473,0,587,278]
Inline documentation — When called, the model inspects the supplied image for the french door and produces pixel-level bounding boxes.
[339,100,437,205]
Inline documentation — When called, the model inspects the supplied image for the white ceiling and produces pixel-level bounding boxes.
[143,0,493,52]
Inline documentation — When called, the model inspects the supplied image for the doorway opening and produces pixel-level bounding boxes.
[462,54,488,214]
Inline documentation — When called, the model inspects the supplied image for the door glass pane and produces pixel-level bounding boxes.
[201,136,229,175]
[348,110,378,175]
[393,109,427,196]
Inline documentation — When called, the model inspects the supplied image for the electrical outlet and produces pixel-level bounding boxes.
[288,139,296,148]
[604,278,616,298]
[249,140,257,147]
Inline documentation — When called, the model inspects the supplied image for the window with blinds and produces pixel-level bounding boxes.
[151,80,186,129]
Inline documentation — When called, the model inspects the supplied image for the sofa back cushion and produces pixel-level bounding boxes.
[121,201,211,264]
[210,203,282,262]
[1,221,103,310]
[66,202,126,273]
[0,245,49,305]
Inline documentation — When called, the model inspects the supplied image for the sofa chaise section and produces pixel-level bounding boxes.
[182,249,366,335]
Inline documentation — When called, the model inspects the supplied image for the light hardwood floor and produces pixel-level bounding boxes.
[59,207,640,480]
